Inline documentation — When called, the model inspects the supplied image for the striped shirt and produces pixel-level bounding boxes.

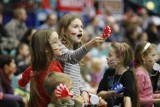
[56,43,89,94]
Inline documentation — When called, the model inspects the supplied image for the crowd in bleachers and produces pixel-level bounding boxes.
[0,0,160,107]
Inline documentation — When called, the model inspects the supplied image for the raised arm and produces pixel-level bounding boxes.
[56,37,105,64]
[56,43,88,64]
[18,66,32,87]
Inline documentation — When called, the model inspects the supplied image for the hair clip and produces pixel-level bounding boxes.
[101,26,112,38]
[54,83,73,98]
[142,42,151,53]
[128,60,136,67]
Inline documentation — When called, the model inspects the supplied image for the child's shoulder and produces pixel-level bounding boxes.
[135,68,147,75]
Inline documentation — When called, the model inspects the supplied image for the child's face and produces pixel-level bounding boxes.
[143,49,156,71]
[107,46,120,68]
[20,44,30,57]
[5,59,17,75]
[66,18,83,43]
[49,32,62,56]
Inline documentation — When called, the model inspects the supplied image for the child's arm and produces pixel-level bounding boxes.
[73,95,84,107]
[56,43,88,64]
[56,37,105,64]
[18,66,32,87]
[124,96,132,107]
[79,75,89,103]
[98,97,107,107]
[98,90,115,99]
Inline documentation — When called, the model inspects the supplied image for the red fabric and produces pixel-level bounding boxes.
[18,61,63,107]
[57,0,84,12]
[18,66,32,87]
[41,0,52,10]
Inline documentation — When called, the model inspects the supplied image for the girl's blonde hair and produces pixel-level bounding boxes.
[111,42,134,67]
[134,41,156,67]
[57,14,82,49]
[44,72,72,97]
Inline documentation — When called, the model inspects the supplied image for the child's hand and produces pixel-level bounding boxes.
[153,98,160,104]
[81,91,89,104]
[22,97,28,105]
[73,95,84,107]
[98,97,107,107]
[85,37,105,50]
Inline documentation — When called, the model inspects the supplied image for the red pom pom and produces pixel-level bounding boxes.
[101,26,112,38]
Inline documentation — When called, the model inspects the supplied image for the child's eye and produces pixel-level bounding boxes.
[108,54,112,57]
[152,54,155,57]
[81,26,84,29]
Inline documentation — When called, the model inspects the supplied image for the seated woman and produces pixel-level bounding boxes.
[0,55,27,107]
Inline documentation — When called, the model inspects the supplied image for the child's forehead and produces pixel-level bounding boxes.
[70,18,82,24]
[147,48,156,54]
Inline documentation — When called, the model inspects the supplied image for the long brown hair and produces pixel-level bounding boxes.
[29,30,55,107]
[57,14,82,49]
[30,30,54,72]
[111,42,140,107]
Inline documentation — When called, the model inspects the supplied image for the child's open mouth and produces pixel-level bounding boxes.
[77,34,82,38]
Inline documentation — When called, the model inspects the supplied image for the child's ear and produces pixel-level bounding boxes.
[142,55,146,63]
[118,57,122,63]
[4,64,9,70]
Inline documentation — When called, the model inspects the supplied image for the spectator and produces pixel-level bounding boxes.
[15,43,30,75]
[0,55,27,107]
[38,12,57,30]
[5,8,27,42]
[21,28,36,45]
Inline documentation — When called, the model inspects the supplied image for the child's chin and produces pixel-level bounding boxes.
[55,52,62,56]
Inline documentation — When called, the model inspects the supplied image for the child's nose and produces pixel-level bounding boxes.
[106,57,108,61]
[79,27,83,32]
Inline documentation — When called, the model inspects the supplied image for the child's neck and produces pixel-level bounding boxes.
[138,65,148,72]
[115,65,127,75]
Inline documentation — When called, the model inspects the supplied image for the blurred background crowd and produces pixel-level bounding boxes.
[0,0,160,106]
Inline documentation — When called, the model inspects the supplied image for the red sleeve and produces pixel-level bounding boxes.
[49,61,63,73]
[18,66,32,87]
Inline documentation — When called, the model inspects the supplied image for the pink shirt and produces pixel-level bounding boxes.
[136,68,158,107]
